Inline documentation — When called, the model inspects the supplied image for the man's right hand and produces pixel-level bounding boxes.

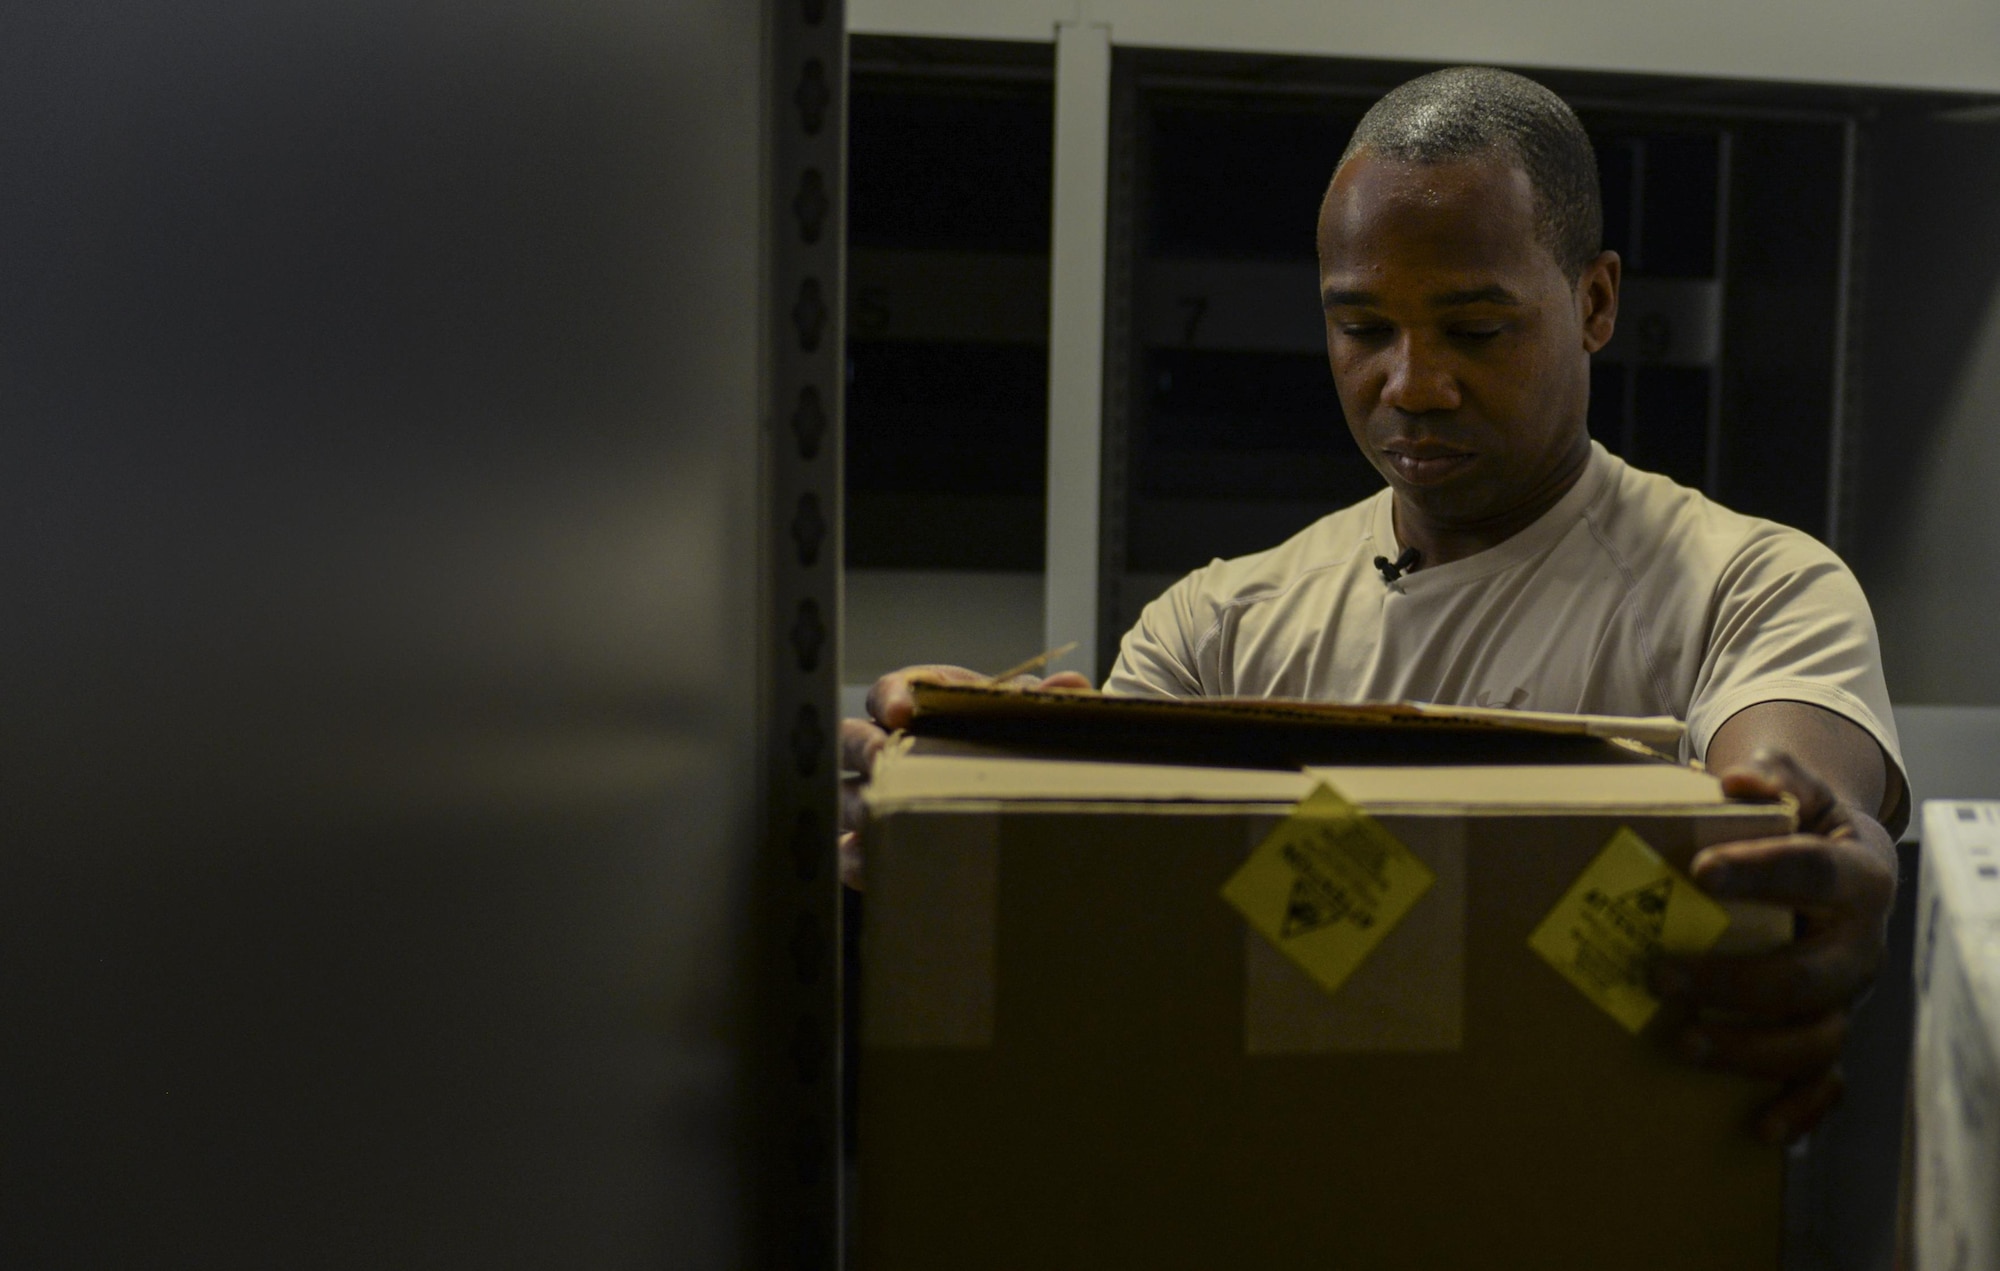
[838,663,1092,890]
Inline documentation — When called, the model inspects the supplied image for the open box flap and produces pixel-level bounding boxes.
[906,679,1686,756]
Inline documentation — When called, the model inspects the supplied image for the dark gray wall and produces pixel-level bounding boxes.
[0,2,765,1265]
[1852,112,2000,707]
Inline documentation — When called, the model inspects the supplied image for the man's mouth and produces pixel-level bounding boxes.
[1381,441,1475,485]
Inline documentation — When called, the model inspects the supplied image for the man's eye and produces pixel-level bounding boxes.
[1338,323,1391,340]
[1453,324,1505,341]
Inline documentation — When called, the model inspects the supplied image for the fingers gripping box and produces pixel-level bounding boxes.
[857,696,1794,1271]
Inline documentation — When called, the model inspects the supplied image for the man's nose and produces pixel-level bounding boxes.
[1380,335,1462,414]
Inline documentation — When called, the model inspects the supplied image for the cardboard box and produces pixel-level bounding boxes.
[1911,800,2000,1271]
[858,698,1795,1270]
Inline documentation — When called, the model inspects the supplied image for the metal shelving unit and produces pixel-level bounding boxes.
[842,42,1056,692]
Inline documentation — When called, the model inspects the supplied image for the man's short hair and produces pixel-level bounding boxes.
[1336,66,1603,277]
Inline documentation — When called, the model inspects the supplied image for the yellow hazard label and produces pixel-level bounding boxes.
[1221,782,1436,998]
[1526,827,1732,1034]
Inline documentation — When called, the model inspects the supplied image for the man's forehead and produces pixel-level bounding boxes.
[1325,143,1531,199]
[1320,149,1536,233]
[1316,148,1550,278]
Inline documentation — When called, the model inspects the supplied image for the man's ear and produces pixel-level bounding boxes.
[1578,250,1620,354]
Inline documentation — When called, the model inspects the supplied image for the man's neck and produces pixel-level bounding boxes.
[1391,437,1593,569]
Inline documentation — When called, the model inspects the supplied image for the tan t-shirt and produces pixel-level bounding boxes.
[1108,442,1905,815]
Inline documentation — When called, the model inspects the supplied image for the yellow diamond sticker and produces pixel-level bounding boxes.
[1221,782,1436,997]
[1527,827,1732,1034]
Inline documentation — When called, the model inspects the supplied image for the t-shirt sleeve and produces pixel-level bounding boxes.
[1103,568,1213,699]
[1684,528,1908,831]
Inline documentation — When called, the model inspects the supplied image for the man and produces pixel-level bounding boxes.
[843,66,1906,1146]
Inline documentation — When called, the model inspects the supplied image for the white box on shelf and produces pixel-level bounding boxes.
[1912,800,2000,1271]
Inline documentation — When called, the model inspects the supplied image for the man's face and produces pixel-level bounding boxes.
[1316,148,1616,526]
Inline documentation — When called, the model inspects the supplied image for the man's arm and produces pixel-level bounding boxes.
[1655,699,1903,1143]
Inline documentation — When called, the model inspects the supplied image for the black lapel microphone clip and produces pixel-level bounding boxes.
[1374,547,1421,583]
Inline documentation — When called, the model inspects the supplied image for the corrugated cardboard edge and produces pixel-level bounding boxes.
[869,746,1748,815]
[870,744,1315,808]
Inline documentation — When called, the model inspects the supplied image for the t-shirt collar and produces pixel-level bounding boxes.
[1369,440,1617,589]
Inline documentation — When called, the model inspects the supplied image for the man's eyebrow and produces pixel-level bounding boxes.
[1319,285,1526,309]
[1429,285,1524,308]
[1320,288,1380,308]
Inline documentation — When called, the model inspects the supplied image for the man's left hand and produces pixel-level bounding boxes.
[1651,746,1898,1145]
